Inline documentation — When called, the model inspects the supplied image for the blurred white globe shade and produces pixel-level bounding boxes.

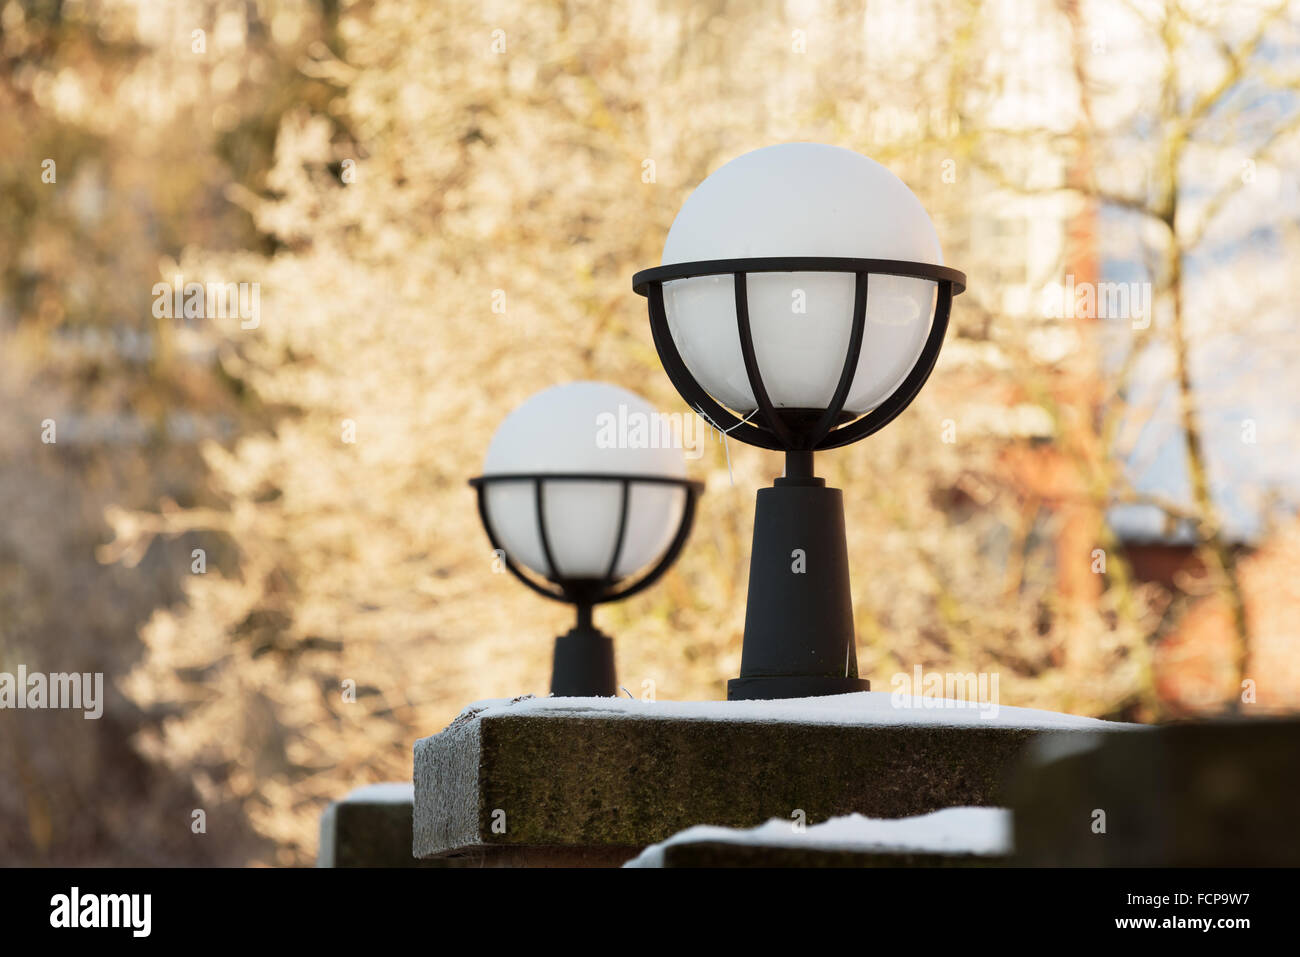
[662,142,943,415]
[482,382,687,580]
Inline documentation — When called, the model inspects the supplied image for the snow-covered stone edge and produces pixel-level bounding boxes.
[448,690,1141,733]
[624,807,1013,867]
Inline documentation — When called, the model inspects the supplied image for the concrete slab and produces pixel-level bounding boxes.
[1011,718,1300,865]
[414,692,1134,864]
[318,783,432,867]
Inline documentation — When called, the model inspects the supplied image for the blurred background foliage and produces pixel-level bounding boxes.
[1,0,1298,865]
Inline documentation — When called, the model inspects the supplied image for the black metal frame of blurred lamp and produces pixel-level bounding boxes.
[469,472,704,696]
[633,257,967,700]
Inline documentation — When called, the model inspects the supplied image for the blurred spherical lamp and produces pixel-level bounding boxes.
[633,143,966,700]
[470,382,703,697]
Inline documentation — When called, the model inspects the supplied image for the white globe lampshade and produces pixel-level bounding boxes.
[662,142,943,415]
[482,382,688,580]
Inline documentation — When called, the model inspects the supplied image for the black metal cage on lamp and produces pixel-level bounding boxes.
[633,257,967,453]
[469,471,705,697]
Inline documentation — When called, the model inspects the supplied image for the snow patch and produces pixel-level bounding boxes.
[339,782,413,804]
[624,807,1013,867]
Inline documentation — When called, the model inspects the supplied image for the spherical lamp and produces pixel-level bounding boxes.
[470,382,704,697]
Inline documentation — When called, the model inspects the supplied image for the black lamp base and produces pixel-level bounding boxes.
[727,674,870,700]
[727,467,869,701]
[550,611,617,697]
